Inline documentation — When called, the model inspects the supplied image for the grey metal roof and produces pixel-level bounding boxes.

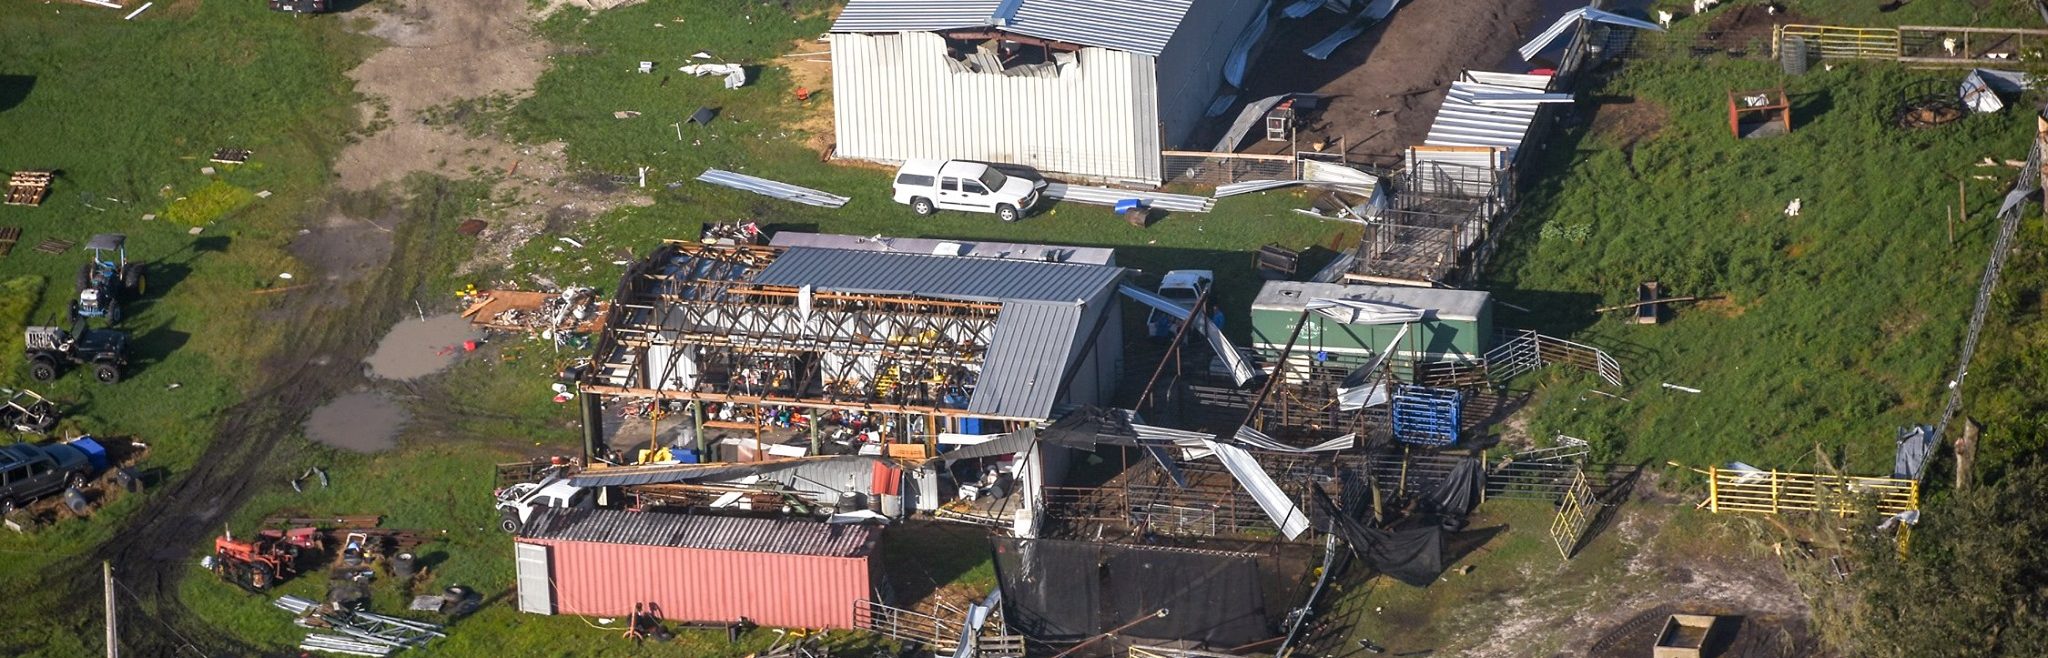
[752,246,1124,304]
[970,301,1084,419]
[1006,0,1196,56]
[832,0,1005,33]
[1253,281,1490,322]
[1422,72,1553,154]
[830,0,1199,56]
[520,508,879,557]
[768,232,1117,265]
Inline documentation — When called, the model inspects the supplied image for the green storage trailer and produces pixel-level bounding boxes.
[1249,281,1492,368]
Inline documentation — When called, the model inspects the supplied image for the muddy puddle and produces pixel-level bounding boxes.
[305,392,410,453]
[365,313,484,380]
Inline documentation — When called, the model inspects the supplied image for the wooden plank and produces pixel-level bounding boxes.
[33,238,73,254]
[0,227,19,257]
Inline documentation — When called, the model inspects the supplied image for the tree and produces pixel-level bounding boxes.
[1851,463,2048,658]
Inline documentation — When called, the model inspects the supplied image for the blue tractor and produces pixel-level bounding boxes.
[71,234,145,325]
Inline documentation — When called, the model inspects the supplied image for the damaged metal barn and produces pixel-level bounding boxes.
[829,0,1267,183]
[579,238,1127,530]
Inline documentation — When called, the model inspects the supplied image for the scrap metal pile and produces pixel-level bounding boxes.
[275,595,447,656]
[461,288,605,337]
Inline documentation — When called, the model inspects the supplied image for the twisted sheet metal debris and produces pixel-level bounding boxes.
[1043,183,1214,213]
[1202,438,1312,539]
[1518,6,1664,61]
[696,169,851,208]
[1117,284,1255,384]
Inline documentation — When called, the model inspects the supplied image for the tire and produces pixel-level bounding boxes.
[910,197,936,216]
[28,358,57,382]
[65,472,86,490]
[29,413,57,433]
[120,263,144,293]
[499,512,523,534]
[94,363,122,385]
[106,301,123,325]
[249,564,273,590]
[996,204,1020,222]
[75,264,93,292]
[0,500,14,516]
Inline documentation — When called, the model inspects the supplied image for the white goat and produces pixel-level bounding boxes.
[1657,9,1673,28]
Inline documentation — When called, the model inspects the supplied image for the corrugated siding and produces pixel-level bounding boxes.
[832,32,1162,183]
[523,538,870,629]
[971,301,1085,418]
[753,247,1125,304]
[1150,0,1265,146]
[831,0,1003,32]
[520,509,878,557]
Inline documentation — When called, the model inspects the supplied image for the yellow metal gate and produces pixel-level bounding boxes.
[1774,25,1902,60]
[1548,468,1597,559]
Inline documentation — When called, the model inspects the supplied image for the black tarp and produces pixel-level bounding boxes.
[992,537,1303,647]
[1314,489,1445,587]
[1424,457,1485,527]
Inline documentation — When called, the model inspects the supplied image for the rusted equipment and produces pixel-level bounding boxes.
[211,527,324,591]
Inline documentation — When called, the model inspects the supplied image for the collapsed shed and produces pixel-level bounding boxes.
[582,237,1127,530]
[514,508,882,629]
[829,0,1267,183]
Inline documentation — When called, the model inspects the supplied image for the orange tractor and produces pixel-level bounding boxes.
[210,527,324,591]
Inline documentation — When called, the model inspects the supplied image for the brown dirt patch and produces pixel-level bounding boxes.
[1590,99,1669,150]
[1784,240,1808,258]
[1237,0,1544,166]
[1696,293,1749,318]
[328,0,650,275]
[777,37,837,154]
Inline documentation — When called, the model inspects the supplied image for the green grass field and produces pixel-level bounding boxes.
[1489,58,2031,476]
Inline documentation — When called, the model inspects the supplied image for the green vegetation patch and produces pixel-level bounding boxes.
[162,179,257,226]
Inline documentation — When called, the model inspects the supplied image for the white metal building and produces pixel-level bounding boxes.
[829,0,1266,184]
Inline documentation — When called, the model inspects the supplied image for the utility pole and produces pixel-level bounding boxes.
[103,561,118,658]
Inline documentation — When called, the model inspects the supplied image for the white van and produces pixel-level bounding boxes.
[892,159,1046,222]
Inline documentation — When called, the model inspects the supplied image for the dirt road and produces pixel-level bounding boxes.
[65,1,635,653]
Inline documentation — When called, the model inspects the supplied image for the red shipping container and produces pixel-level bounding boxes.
[516,509,881,630]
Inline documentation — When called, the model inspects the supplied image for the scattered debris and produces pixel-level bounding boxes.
[679,63,747,89]
[122,2,151,19]
[1661,383,1703,394]
[32,238,74,255]
[1043,183,1213,213]
[612,110,641,119]
[0,227,18,257]
[5,171,52,207]
[200,166,216,176]
[695,169,850,208]
[275,595,447,653]
[461,288,606,336]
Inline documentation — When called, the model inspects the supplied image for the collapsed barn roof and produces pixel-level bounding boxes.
[830,0,1200,56]
[586,241,1125,421]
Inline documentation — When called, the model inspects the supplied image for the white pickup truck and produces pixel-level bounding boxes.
[891,159,1046,222]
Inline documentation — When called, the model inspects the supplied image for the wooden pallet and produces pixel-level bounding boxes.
[33,238,73,255]
[209,147,252,164]
[5,171,51,207]
[0,227,19,257]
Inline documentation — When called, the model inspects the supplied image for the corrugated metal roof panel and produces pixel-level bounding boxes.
[831,0,1199,56]
[753,247,1124,304]
[1252,280,1490,322]
[1005,0,1196,56]
[520,508,879,557]
[1421,72,1553,154]
[970,301,1085,418]
[831,0,1005,33]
